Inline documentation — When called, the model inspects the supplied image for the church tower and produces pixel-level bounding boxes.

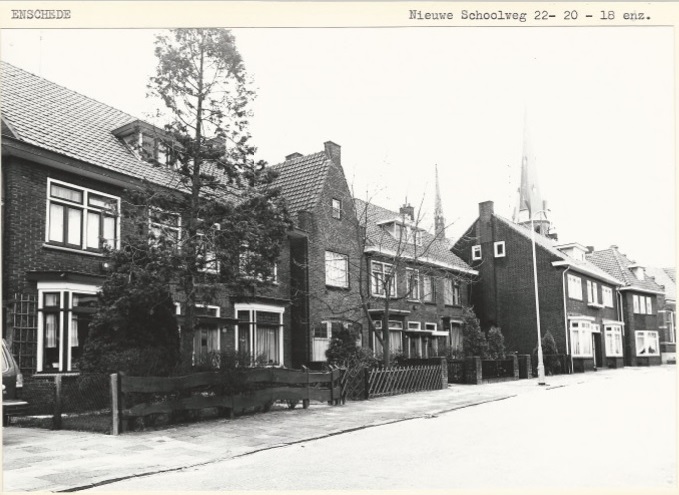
[512,114,555,239]
[434,164,446,238]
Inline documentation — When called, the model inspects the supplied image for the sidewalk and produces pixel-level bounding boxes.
[2,368,632,492]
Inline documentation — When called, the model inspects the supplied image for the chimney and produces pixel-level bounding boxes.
[324,141,341,165]
[479,201,494,222]
[610,245,619,250]
[285,152,303,161]
[587,246,595,253]
[399,204,415,221]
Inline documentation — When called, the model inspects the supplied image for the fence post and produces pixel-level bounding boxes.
[363,366,370,399]
[53,374,62,430]
[110,373,120,435]
[512,355,519,379]
[440,357,448,389]
[302,367,310,409]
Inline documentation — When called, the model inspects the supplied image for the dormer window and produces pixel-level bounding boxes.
[630,265,645,280]
[379,220,422,246]
[113,120,180,169]
[555,242,588,262]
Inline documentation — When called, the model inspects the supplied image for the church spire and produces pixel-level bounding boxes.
[434,164,446,238]
[513,111,554,238]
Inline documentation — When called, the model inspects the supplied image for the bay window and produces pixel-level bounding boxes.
[570,320,592,357]
[635,331,659,357]
[235,304,284,366]
[46,179,119,252]
[38,282,99,372]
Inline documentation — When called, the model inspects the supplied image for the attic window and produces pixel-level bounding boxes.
[391,223,422,246]
[631,266,645,280]
[331,199,342,220]
[494,241,506,258]
[112,120,179,169]
[472,245,482,260]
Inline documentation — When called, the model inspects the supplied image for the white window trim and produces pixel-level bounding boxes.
[493,241,506,258]
[569,319,593,357]
[424,322,438,331]
[325,251,349,288]
[646,297,653,315]
[472,245,482,261]
[635,330,660,357]
[46,178,121,252]
[602,286,614,308]
[331,198,342,220]
[148,207,182,246]
[407,321,422,330]
[371,260,397,298]
[234,303,285,366]
[568,274,583,301]
[604,325,623,357]
[37,281,100,373]
[406,268,420,301]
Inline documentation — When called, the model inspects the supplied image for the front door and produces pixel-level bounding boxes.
[593,333,603,368]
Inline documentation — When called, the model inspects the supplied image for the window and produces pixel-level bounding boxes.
[424,323,438,331]
[46,179,119,252]
[407,321,422,330]
[646,297,653,315]
[587,281,601,306]
[312,321,361,361]
[422,275,436,303]
[633,295,640,313]
[450,323,463,352]
[235,304,285,366]
[602,287,614,308]
[197,223,220,273]
[192,305,221,367]
[494,241,506,258]
[443,279,460,306]
[472,245,482,260]
[325,251,349,288]
[570,320,592,357]
[568,274,582,300]
[239,244,278,283]
[38,283,99,372]
[372,320,403,354]
[406,268,420,300]
[371,261,396,297]
[605,325,623,357]
[331,199,342,220]
[635,331,659,356]
[633,295,649,315]
[149,208,181,247]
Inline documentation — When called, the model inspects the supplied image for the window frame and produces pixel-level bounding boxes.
[493,241,506,258]
[602,286,614,308]
[46,179,120,253]
[635,330,659,357]
[568,274,583,301]
[421,275,436,303]
[331,198,342,220]
[234,303,285,366]
[569,320,592,357]
[371,260,397,298]
[325,251,349,288]
[604,325,623,357]
[37,282,100,373]
[405,268,420,300]
[471,245,482,261]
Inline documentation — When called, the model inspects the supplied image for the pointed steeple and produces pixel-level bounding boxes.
[434,164,446,238]
[513,111,555,238]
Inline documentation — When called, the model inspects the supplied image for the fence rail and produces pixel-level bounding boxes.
[115,367,342,434]
[366,364,444,398]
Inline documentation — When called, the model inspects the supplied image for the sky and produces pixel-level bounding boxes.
[1,27,675,267]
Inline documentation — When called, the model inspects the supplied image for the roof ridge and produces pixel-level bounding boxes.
[1,61,147,125]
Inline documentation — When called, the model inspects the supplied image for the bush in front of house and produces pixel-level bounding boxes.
[461,307,489,358]
[486,326,507,360]
[533,330,561,375]
[79,269,180,377]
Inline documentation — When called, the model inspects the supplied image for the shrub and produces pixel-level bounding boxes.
[533,331,561,375]
[461,308,489,358]
[487,326,506,360]
[79,271,180,377]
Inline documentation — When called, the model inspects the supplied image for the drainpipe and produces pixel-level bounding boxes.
[561,266,572,373]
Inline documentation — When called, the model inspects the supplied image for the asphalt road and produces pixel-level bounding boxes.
[91,366,676,491]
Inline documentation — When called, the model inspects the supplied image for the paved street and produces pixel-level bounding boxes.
[3,366,676,492]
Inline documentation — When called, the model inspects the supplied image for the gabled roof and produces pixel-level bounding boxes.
[270,151,330,217]
[494,214,622,285]
[645,267,676,301]
[587,247,666,294]
[1,61,240,198]
[354,198,476,275]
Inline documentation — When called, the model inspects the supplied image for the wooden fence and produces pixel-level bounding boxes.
[111,367,342,434]
[366,364,444,398]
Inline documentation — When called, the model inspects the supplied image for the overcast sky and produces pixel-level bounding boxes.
[1,27,675,267]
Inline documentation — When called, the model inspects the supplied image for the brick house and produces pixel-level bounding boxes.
[587,247,665,366]
[271,144,364,367]
[1,61,292,373]
[646,266,676,363]
[355,199,477,359]
[453,201,624,372]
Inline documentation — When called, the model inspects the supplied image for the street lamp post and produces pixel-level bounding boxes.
[530,210,547,386]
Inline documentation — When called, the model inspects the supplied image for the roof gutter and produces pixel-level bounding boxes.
[618,286,665,295]
[363,247,478,276]
[561,266,572,372]
[551,260,621,286]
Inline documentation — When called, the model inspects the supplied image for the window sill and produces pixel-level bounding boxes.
[43,243,105,257]
[326,284,350,291]
[33,372,80,377]
[587,302,604,309]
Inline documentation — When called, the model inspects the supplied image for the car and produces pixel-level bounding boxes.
[3,338,28,425]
